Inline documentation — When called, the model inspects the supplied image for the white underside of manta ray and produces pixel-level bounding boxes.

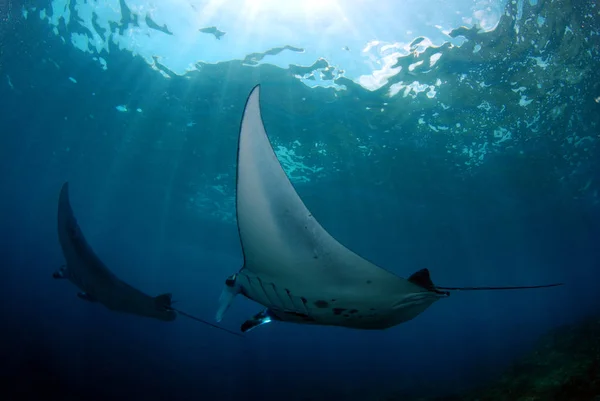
[216,85,563,333]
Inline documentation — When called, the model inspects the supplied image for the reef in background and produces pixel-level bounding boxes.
[402,315,600,401]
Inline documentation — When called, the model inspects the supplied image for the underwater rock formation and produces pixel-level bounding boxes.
[472,318,600,400]
[406,316,600,401]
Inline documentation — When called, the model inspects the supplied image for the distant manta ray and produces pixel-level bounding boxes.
[54,182,241,337]
[216,85,564,333]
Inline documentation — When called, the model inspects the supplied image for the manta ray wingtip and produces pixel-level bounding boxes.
[59,181,70,199]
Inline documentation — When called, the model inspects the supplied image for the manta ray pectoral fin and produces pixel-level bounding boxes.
[216,273,241,322]
[77,292,97,302]
[241,309,277,333]
[52,265,68,279]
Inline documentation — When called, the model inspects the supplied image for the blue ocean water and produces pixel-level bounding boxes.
[0,1,599,400]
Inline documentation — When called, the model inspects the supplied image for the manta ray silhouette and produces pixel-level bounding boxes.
[216,85,563,333]
[54,182,242,337]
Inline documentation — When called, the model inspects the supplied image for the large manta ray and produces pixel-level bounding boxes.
[216,85,563,333]
[54,182,241,336]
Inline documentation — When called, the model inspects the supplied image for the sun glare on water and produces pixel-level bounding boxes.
[242,0,343,15]
[235,0,350,31]
[184,0,356,51]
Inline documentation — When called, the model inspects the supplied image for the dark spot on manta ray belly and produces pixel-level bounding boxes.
[283,311,315,322]
[314,300,329,308]
[333,308,347,315]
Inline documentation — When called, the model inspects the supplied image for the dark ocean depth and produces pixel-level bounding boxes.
[0,0,599,400]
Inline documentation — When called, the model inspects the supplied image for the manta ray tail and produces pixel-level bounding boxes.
[436,283,564,291]
[170,307,244,338]
[155,293,242,337]
[409,268,563,292]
